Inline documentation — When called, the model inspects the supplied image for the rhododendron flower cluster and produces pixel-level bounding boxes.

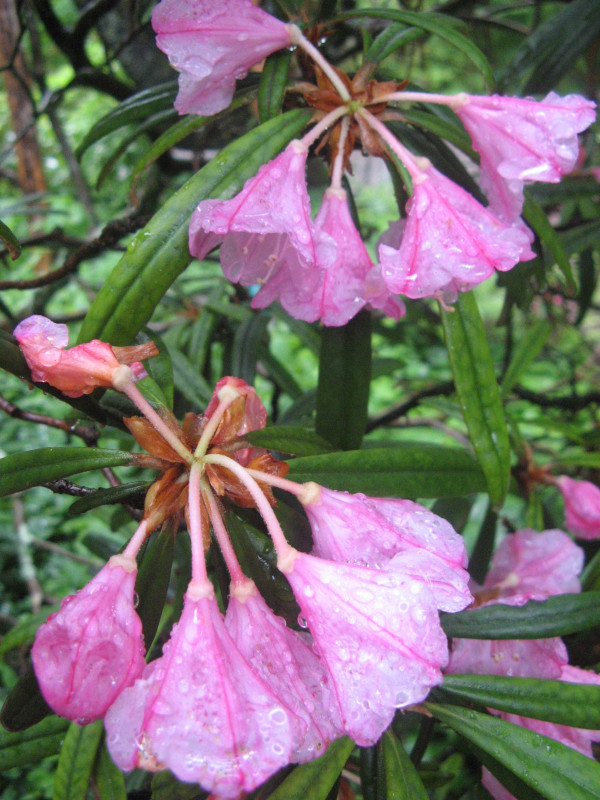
[21,318,473,796]
[446,528,600,800]
[151,0,596,322]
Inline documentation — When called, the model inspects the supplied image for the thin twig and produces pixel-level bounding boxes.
[366,381,454,432]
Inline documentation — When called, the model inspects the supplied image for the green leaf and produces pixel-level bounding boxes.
[93,741,127,800]
[316,311,372,450]
[151,770,207,799]
[0,218,21,259]
[502,0,600,94]
[287,444,487,497]
[440,592,600,639]
[258,50,292,123]
[582,548,600,592]
[0,666,53,731]
[382,729,429,800]
[561,219,600,256]
[399,108,475,158]
[135,527,175,652]
[244,426,335,456]
[76,82,178,157]
[53,721,104,800]
[68,482,149,516]
[142,327,175,408]
[427,702,600,800]
[78,108,311,346]
[231,314,269,385]
[0,715,68,771]
[169,347,213,409]
[441,674,600,728]
[0,448,135,498]
[343,9,493,86]
[523,196,577,294]
[366,23,425,64]
[441,292,510,507]
[501,319,552,396]
[268,737,354,800]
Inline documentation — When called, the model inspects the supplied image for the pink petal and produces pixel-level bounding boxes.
[283,552,449,745]
[456,92,597,220]
[447,634,568,679]
[378,165,535,300]
[189,142,337,322]
[557,477,600,539]
[225,588,343,761]
[32,556,145,723]
[483,528,583,599]
[14,315,121,397]
[105,586,300,797]
[152,0,293,116]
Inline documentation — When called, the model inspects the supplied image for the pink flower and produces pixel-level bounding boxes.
[280,551,454,746]
[454,92,597,221]
[481,665,600,800]
[14,315,155,397]
[447,529,583,678]
[225,584,343,762]
[152,0,295,116]
[311,188,404,325]
[557,476,600,539]
[378,164,535,301]
[32,556,145,723]
[189,141,337,322]
[105,583,302,797]
[302,486,471,612]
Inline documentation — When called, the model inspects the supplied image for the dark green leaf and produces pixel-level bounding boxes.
[342,9,493,86]
[151,770,207,799]
[141,328,175,408]
[288,445,487,497]
[136,527,175,652]
[0,606,59,656]
[231,314,269,385]
[316,311,372,450]
[427,703,600,800]
[441,292,510,507]
[78,109,311,346]
[53,721,104,800]
[268,737,354,800]
[382,729,429,800]
[399,109,475,158]
[68,482,149,516]
[258,347,303,400]
[366,24,425,64]
[0,448,135,498]
[258,50,292,123]
[463,501,496,585]
[582,548,600,592]
[561,219,600,256]
[0,666,53,731]
[441,593,600,639]
[0,715,67,770]
[523,196,577,293]
[244,426,335,456]
[93,741,127,800]
[0,218,21,259]
[76,82,178,157]
[501,319,552,396]
[169,348,213,409]
[441,674,600,728]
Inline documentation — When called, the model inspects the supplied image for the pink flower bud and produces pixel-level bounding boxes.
[105,586,301,797]
[14,316,121,398]
[557,476,600,539]
[152,0,294,116]
[455,92,597,221]
[282,551,453,746]
[32,556,145,723]
[225,587,343,762]
[205,376,267,436]
[303,487,471,612]
[378,164,535,300]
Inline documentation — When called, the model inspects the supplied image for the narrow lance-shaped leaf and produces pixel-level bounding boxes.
[501,318,552,396]
[244,426,335,456]
[0,448,136,498]
[381,729,429,800]
[441,292,511,507]
[426,703,600,800]
[78,109,312,346]
[92,740,127,800]
[441,592,600,639]
[258,50,292,123]
[441,674,600,729]
[267,736,354,800]
[0,715,68,771]
[53,721,104,800]
[0,666,53,732]
[316,310,372,451]
[288,445,487,498]
[523,195,577,293]
[0,218,21,259]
